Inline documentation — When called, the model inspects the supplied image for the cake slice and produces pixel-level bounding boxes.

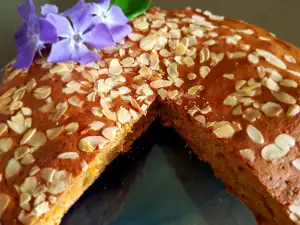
[0,5,300,225]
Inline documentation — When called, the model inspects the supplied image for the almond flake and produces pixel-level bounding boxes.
[272,92,296,105]
[102,127,119,141]
[48,196,57,205]
[0,97,12,110]
[46,126,64,141]
[0,123,8,137]
[280,79,298,88]
[0,194,10,219]
[41,168,57,183]
[261,102,282,117]
[0,138,13,153]
[195,115,206,124]
[140,35,156,51]
[246,125,264,144]
[232,105,243,116]
[121,57,135,66]
[20,128,36,145]
[227,52,246,59]
[20,193,31,207]
[199,66,210,79]
[21,107,32,116]
[14,146,30,160]
[275,134,295,151]
[32,201,49,216]
[223,74,234,80]
[256,49,287,69]
[188,85,203,96]
[58,152,79,160]
[213,124,235,138]
[287,105,300,117]
[5,158,21,179]
[261,143,289,161]
[65,122,79,133]
[292,158,300,170]
[182,56,195,67]
[203,39,216,46]
[150,80,173,89]
[10,101,23,111]
[128,33,144,41]
[167,63,179,78]
[90,121,105,131]
[29,166,40,176]
[20,154,35,165]
[248,54,259,64]
[223,96,238,106]
[284,55,296,64]
[27,131,47,147]
[52,101,68,121]
[102,108,117,121]
[0,87,16,99]
[117,107,131,124]
[34,86,51,100]
[187,73,197,80]
[7,113,26,134]
[47,170,71,195]
[78,136,108,152]
[34,193,46,207]
[109,59,123,75]
[239,149,256,162]
[81,160,88,172]
[68,96,83,107]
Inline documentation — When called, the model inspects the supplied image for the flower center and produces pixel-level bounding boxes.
[73,34,82,43]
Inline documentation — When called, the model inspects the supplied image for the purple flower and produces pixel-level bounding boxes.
[14,0,58,69]
[90,0,132,42]
[46,6,115,64]
[41,4,59,16]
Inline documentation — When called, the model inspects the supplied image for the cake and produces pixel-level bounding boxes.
[0,0,299,224]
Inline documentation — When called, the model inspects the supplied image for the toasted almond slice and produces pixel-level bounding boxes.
[256,49,287,69]
[46,126,64,141]
[78,136,108,152]
[213,124,235,138]
[20,154,35,165]
[272,92,296,105]
[261,102,282,117]
[261,143,289,161]
[5,158,21,179]
[140,35,156,51]
[117,107,131,124]
[246,125,264,144]
[239,149,256,162]
[150,80,173,89]
[274,134,295,151]
[20,128,37,145]
[58,152,79,160]
[0,123,8,137]
[280,79,298,88]
[65,122,79,133]
[223,96,238,106]
[0,138,13,153]
[14,146,30,160]
[41,168,57,183]
[20,193,32,207]
[47,170,71,195]
[90,121,105,131]
[0,87,16,99]
[286,104,300,117]
[188,85,203,96]
[27,131,47,147]
[0,194,10,219]
[199,66,210,79]
[292,158,300,170]
[247,54,259,64]
[102,127,119,141]
[109,59,123,75]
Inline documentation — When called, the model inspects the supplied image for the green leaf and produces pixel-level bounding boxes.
[111,0,151,20]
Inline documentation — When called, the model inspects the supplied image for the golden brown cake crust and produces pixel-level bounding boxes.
[0,6,300,225]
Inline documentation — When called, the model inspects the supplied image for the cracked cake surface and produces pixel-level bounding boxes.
[0,7,300,225]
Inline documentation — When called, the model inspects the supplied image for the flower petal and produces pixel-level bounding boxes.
[48,39,74,63]
[17,0,36,22]
[61,0,86,17]
[72,44,100,64]
[37,18,58,43]
[15,24,28,50]
[83,23,114,49]
[106,5,129,25]
[90,0,111,15]
[41,4,59,16]
[14,39,38,69]
[69,7,92,35]
[109,24,132,42]
[46,13,74,38]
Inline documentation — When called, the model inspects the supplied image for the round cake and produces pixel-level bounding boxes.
[0,1,299,225]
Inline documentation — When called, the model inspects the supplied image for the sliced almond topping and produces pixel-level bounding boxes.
[261,144,289,161]
[0,87,16,99]
[65,122,79,133]
[140,35,157,51]
[102,127,119,141]
[0,97,12,110]
[58,152,79,160]
[289,205,300,218]
[175,43,186,56]
[223,96,238,106]
[0,194,10,219]
[239,149,256,162]
[128,33,144,41]
[109,59,123,75]
[52,101,68,121]
[47,170,71,195]
[246,125,264,144]
[195,115,206,124]
[117,107,131,124]
[10,101,24,111]
[265,78,280,91]
[46,126,64,140]
[32,201,49,216]
[0,138,13,153]
[261,102,282,117]
[41,168,57,183]
[20,154,35,165]
[275,134,295,151]
[280,79,298,88]
[272,92,296,105]
[90,121,105,131]
[150,80,173,89]
[14,146,30,160]
[232,105,243,116]
[102,108,117,121]
[78,136,108,152]
[223,74,234,80]
[187,73,197,80]
[287,104,300,117]
[34,193,46,207]
[27,131,47,147]
[243,108,261,122]
[247,54,259,64]
[21,107,32,116]
[81,160,88,172]
[256,49,287,69]
[7,113,26,134]
[188,85,203,96]
[284,55,296,64]
[29,166,40,176]
[20,193,31,207]
[20,128,37,145]
[213,124,235,138]
[292,158,300,170]
[199,47,210,63]
[199,66,210,79]
[34,86,51,100]
[5,158,21,179]
[68,96,83,107]
[235,80,247,91]
[0,123,8,137]
[182,56,195,67]
[167,63,179,78]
